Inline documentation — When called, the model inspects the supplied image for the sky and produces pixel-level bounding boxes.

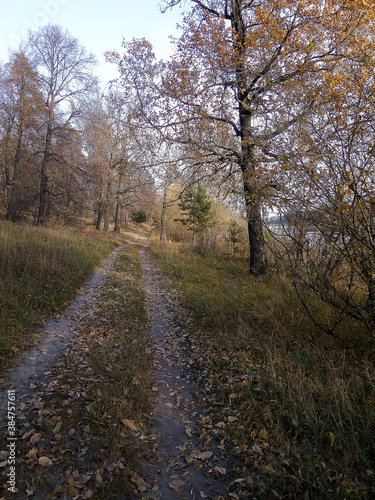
[0,0,184,86]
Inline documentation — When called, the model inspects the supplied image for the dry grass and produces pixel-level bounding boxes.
[151,238,375,499]
[0,221,118,372]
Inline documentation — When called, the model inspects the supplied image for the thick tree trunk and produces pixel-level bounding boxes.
[114,200,121,232]
[96,201,103,229]
[243,177,267,276]
[103,179,110,232]
[103,208,109,232]
[232,0,267,275]
[37,122,52,226]
[114,170,123,233]
[240,137,267,276]
[37,162,49,226]
[2,127,13,213]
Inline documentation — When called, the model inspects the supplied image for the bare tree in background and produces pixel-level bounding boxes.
[27,24,97,225]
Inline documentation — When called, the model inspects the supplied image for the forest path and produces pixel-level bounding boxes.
[138,243,229,499]
[0,245,124,423]
[0,231,232,498]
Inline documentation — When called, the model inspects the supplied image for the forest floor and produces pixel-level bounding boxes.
[0,231,242,499]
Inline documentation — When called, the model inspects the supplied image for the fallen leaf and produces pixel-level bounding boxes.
[30,433,42,444]
[215,421,226,429]
[26,448,38,460]
[169,479,184,492]
[252,443,263,455]
[68,486,79,497]
[192,451,213,460]
[83,490,95,499]
[259,428,268,440]
[38,456,52,467]
[120,419,139,431]
[130,474,149,492]
[215,467,227,475]
[53,422,62,434]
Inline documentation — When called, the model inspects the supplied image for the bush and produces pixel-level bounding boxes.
[132,210,147,224]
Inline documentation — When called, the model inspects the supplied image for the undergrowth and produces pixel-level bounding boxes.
[151,239,375,499]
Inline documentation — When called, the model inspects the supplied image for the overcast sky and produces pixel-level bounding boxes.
[0,0,184,86]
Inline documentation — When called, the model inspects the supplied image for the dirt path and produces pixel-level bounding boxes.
[139,247,229,499]
[0,246,123,422]
[0,236,234,498]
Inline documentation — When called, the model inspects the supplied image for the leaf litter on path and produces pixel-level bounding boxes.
[0,234,249,499]
[139,247,232,499]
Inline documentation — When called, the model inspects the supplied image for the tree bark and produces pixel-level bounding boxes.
[114,168,123,233]
[103,181,110,232]
[37,126,52,226]
[114,200,121,232]
[95,200,103,229]
[160,191,168,241]
[243,176,267,276]
[6,115,24,221]
[233,0,267,275]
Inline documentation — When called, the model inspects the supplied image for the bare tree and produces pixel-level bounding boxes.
[27,24,97,225]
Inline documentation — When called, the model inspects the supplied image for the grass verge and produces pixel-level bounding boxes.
[0,222,118,372]
[0,243,152,498]
[151,239,375,499]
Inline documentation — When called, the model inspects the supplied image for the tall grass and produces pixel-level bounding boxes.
[151,238,375,499]
[0,222,118,371]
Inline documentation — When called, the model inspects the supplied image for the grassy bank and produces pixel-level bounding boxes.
[0,222,118,372]
[151,239,375,499]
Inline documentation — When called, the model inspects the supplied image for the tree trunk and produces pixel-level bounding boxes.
[114,200,121,232]
[243,176,267,276]
[233,0,267,275]
[37,121,52,226]
[96,200,103,229]
[6,117,24,221]
[160,192,168,241]
[103,178,110,232]
[114,169,123,233]
[2,125,13,213]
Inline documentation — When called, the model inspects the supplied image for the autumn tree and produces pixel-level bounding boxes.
[4,52,43,221]
[123,0,374,275]
[268,43,375,348]
[82,90,156,232]
[132,210,147,224]
[27,24,97,226]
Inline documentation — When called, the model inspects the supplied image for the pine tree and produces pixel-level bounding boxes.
[175,185,216,243]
